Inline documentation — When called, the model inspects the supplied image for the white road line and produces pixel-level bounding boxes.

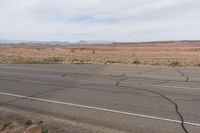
[0,91,200,127]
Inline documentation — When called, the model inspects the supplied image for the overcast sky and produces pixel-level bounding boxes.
[0,0,200,42]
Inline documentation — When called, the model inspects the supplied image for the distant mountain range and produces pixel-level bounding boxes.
[1,39,200,47]
[0,39,112,45]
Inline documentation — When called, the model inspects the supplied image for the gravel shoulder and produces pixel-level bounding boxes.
[0,107,126,133]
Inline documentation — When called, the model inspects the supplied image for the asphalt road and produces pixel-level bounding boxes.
[0,64,200,133]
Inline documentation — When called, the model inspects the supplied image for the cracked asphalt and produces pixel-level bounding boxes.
[176,69,190,82]
[0,64,200,133]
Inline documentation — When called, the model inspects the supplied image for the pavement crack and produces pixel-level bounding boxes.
[176,69,185,76]
[114,67,190,133]
[185,76,190,82]
[115,73,129,87]
[143,89,189,133]
[62,73,66,78]
[176,69,190,82]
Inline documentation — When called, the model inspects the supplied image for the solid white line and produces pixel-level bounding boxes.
[0,91,200,127]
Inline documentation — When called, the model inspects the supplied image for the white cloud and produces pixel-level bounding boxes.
[0,0,199,42]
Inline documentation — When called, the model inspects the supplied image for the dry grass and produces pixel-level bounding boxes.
[0,42,200,67]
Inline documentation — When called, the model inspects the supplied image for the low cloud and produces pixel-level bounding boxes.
[0,0,199,42]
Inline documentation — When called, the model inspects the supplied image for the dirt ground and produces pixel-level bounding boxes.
[0,41,200,67]
[0,107,124,133]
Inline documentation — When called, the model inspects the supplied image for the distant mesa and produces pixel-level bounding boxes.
[0,39,200,47]
[0,39,112,45]
[77,40,88,44]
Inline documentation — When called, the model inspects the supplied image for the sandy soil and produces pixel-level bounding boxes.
[0,107,125,133]
[0,41,200,67]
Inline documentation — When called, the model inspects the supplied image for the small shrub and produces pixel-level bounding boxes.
[132,59,141,65]
[105,60,121,64]
[44,57,64,63]
[25,120,32,125]
[42,128,49,133]
[92,48,95,54]
[169,61,181,67]
[71,59,80,64]
[151,62,161,66]
[70,48,75,53]
[1,122,12,131]
[39,121,43,124]
[9,124,15,129]
[80,48,86,51]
